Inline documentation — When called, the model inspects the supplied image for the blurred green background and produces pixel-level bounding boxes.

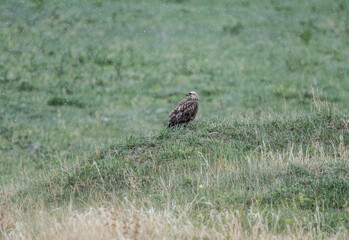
[0,0,348,183]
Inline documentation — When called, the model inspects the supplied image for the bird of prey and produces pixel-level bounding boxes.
[168,91,199,127]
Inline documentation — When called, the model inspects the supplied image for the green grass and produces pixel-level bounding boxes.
[7,100,349,237]
[1,0,349,238]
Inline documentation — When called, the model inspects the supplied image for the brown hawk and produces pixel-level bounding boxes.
[168,91,199,127]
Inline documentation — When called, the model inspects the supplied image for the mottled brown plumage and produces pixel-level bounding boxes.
[168,91,199,127]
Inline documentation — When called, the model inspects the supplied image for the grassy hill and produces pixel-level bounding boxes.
[3,98,349,239]
[1,0,349,239]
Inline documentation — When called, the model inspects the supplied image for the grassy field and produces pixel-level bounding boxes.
[1,0,349,239]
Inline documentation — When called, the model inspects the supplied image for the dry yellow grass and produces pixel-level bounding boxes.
[1,204,348,240]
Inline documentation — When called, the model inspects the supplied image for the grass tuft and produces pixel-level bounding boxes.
[47,97,85,108]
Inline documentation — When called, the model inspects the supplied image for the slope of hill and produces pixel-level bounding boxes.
[3,100,348,239]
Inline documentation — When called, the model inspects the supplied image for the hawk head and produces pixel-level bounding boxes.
[186,91,199,100]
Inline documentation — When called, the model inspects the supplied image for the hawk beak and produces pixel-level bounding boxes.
[186,93,189,96]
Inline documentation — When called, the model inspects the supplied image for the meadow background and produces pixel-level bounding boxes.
[1,0,349,239]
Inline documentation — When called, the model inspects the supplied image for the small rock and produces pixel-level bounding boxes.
[101,117,110,122]
[156,108,165,113]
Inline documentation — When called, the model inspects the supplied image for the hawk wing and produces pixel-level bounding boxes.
[168,99,199,127]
